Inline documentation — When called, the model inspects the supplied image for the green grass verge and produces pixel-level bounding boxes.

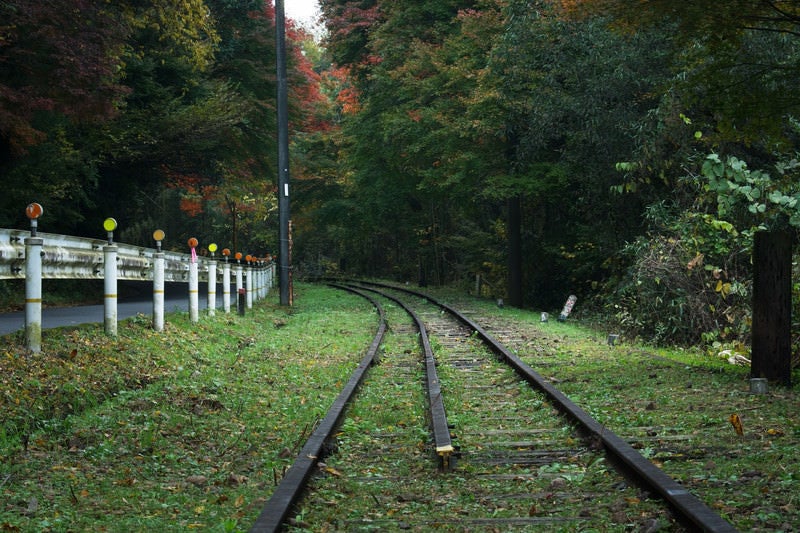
[1,283,798,531]
[1,284,376,531]
[438,289,800,531]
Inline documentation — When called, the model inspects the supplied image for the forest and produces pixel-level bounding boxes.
[2,0,800,369]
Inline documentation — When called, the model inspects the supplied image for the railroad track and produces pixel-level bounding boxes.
[251,282,737,532]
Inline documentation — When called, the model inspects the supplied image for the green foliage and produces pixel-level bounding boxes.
[0,0,326,256]
[0,117,99,232]
[609,202,752,345]
[702,153,800,229]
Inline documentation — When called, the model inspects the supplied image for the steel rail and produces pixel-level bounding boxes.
[351,284,455,471]
[249,284,387,533]
[352,280,738,533]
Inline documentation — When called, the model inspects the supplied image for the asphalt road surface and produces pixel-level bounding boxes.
[0,283,230,336]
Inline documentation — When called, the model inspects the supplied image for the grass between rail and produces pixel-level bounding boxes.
[1,283,798,531]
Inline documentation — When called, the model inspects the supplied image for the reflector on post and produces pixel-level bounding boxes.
[187,237,199,323]
[26,203,43,236]
[104,218,117,244]
[188,237,198,263]
[26,202,43,219]
[153,229,165,251]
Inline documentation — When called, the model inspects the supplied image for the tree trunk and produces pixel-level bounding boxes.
[751,230,793,386]
[507,195,523,307]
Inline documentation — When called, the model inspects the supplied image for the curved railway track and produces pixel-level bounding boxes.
[251,282,736,532]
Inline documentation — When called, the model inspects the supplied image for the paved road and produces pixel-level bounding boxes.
[0,284,231,335]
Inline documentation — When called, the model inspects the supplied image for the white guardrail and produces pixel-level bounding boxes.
[0,226,274,352]
[2,228,219,282]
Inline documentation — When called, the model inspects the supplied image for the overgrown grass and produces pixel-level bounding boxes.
[1,283,798,531]
[439,289,800,531]
[1,284,376,531]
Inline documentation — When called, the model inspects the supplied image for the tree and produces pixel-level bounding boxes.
[558,0,800,380]
[477,0,676,307]
[319,0,499,283]
[108,0,320,254]
[0,0,126,155]
[558,0,800,146]
[702,153,800,384]
[0,0,129,230]
[0,0,326,260]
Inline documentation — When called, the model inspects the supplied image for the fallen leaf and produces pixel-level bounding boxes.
[23,497,38,516]
[278,447,292,458]
[226,473,247,486]
[729,413,744,436]
[186,475,208,486]
[320,465,342,477]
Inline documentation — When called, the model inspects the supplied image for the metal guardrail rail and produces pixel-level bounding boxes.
[0,228,228,282]
[1,226,274,352]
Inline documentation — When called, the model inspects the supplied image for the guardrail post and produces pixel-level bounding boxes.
[103,243,118,336]
[270,261,276,292]
[258,263,263,300]
[102,218,119,337]
[235,253,244,315]
[261,258,269,299]
[23,203,44,352]
[222,249,231,313]
[235,253,244,296]
[207,243,218,316]
[251,259,259,303]
[152,230,165,332]
[24,235,43,353]
[188,238,199,323]
[246,256,254,309]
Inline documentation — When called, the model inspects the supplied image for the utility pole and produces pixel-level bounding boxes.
[275,0,291,306]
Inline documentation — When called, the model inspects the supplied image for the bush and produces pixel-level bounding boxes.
[607,202,752,346]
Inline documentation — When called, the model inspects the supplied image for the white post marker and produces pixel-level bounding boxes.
[258,260,265,300]
[235,253,244,315]
[245,255,254,309]
[188,237,199,323]
[222,248,232,313]
[152,229,166,332]
[207,243,218,316]
[251,258,259,302]
[557,294,578,322]
[254,257,261,302]
[24,203,44,352]
[103,218,119,336]
[268,256,275,293]
[261,259,268,299]
[235,253,244,295]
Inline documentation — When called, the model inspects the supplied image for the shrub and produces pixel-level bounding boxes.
[607,202,751,346]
